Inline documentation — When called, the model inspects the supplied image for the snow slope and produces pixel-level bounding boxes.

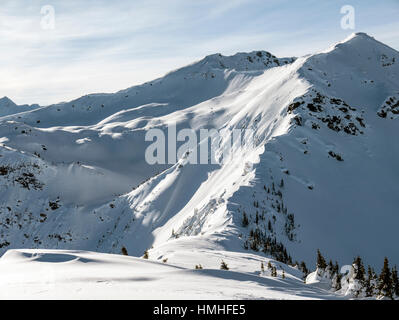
[0,249,343,300]
[0,33,398,299]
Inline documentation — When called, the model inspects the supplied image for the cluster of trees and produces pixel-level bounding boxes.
[260,261,287,278]
[244,229,293,265]
[241,179,297,266]
[267,261,278,277]
[313,250,399,299]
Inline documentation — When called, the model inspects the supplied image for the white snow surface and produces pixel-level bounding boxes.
[0,33,398,299]
[0,248,343,300]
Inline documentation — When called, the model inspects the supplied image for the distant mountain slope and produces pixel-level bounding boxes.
[0,32,398,275]
[0,96,40,117]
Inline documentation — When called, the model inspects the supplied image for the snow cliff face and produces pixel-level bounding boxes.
[0,33,398,270]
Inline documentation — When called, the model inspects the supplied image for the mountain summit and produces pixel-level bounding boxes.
[0,96,16,108]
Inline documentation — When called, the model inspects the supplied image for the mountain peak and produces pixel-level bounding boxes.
[0,96,16,108]
[315,32,399,64]
[346,32,374,41]
[340,32,380,46]
[329,32,397,53]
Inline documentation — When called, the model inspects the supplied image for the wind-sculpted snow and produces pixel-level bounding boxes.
[0,33,399,299]
[0,249,345,299]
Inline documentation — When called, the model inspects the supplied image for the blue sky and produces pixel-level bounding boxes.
[1,0,398,105]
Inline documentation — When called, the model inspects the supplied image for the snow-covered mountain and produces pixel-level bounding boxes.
[0,32,398,298]
[0,96,40,117]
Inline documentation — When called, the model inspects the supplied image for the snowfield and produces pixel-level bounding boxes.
[0,32,398,299]
[0,249,344,300]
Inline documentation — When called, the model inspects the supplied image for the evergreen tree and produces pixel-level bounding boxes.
[378,257,393,299]
[353,256,366,282]
[271,266,277,277]
[143,249,149,259]
[242,212,249,227]
[328,259,334,273]
[261,262,265,273]
[350,256,366,297]
[392,265,399,298]
[334,273,342,291]
[316,249,327,269]
[333,261,340,275]
[267,261,273,270]
[282,270,285,279]
[299,261,309,279]
[365,266,377,297]
[220,260,229,270]
[121,247,128,256]
[328,261,341,291]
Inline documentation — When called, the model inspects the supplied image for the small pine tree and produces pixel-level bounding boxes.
[365,266,377,297]
[242,212,249,227]
[268,220,272,232]
[316,249,327,270]
[220,261,229,270]
[299,261,309,278]
[334,273,342,291]
[121,247,128,256]
[351,256,366,297]
[353,256,366,282]
[282,270,285,279]
[378,257,393,299]
[328,259,334,272]
[333,261,340,275]
[195,264,203,270]
[267,261,273,270]
[261,262,265,273]
[143,249,149,259]
[271,266,277,277]
[392,265,399,298]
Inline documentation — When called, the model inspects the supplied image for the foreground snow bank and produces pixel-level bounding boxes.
[0,249,343,300]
